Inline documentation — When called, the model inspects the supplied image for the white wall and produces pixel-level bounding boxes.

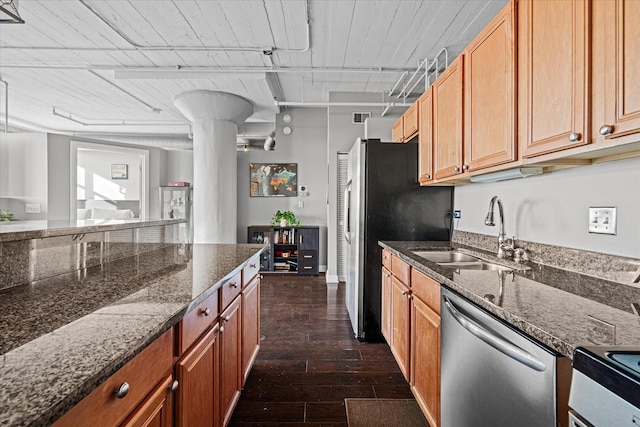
[236,107,329,267]
[0,133,48,220]
[164,151,194,185]
[454,156,640,258]
[77,149,141,201]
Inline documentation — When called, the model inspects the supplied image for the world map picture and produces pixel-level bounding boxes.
[250,163,298,197]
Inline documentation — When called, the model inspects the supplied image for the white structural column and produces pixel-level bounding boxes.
[173,90,253,243]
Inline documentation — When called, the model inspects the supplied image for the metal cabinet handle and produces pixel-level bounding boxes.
[462,165,468,171]
[219,325,225,333]
[300,235,303,244]
[170,380,179,392]
[200,307,210,317]
[303,255,313,259]
[425,174,431,179]
[443,296,546,372]
[304,266,312,270]
[599,125,613,136]
[250,263,257,268]
[454,166,460,173]
[568,132,581,142]
[229,282,238,288]
[115,382,129,399]
[224,316,230,323]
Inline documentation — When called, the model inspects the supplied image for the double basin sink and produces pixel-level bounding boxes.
[412,249,526,271]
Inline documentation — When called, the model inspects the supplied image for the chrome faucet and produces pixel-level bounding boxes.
[484,196,515,259]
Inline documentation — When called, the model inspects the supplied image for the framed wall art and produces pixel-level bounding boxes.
[111,164,128,180]
[250,163,298,197]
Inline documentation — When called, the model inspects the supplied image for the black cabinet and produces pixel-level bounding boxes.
[247,226,319,275]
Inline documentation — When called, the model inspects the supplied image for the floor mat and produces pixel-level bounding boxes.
[344,398,430,427]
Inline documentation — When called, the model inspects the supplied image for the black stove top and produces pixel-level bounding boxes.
[573,346,640,408]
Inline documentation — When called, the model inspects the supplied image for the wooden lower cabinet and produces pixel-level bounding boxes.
[242,276,261,385]
[175,324,220,427]
[220,296,243,427]
[121,374,175,427]
[411,296,441,427]
[381,266,392,342]
[390,276,411,381]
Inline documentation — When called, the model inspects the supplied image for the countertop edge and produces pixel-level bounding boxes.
[0,218,186,242]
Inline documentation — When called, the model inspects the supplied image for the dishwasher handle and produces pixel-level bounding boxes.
[443,296,547,372]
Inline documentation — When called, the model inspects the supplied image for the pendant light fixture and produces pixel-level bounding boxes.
[0,0,25,24]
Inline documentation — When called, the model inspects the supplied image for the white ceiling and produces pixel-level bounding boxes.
[0,0,507,137]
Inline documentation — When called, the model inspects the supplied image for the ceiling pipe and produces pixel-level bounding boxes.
[70,0,311,54]
[88,70,163,114]
[52,107,186,127]
[74,134,193,150]
[274,101,412,108]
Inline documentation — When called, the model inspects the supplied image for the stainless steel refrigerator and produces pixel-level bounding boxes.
[344,138,453,342]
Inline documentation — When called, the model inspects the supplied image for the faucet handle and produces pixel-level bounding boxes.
[513,248,528,263]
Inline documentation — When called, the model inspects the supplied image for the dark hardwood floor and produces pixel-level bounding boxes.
[229,274,414,426]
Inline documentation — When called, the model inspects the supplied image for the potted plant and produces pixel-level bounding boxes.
[270,210,300,227]
[0,211,17,221]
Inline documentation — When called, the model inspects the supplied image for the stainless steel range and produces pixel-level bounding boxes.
[569,346,640,427]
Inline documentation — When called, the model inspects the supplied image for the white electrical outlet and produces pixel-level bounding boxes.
[25,203,41,214]
[588,207,617,235]
[298,201,304,208]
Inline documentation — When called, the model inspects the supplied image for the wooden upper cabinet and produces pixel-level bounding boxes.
[592,0,640,144]
[518,0,590,158]
[403,102,419,141]
[392,116,404,142]
[464,1,516,171]
[418,88,434,184]
[433,55,464,179]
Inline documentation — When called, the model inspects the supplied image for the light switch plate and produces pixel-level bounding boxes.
[25,203,41,214]
[588,207,617,235]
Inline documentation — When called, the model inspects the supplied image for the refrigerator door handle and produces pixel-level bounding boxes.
[443,296,547,372]
[344,181,352,244]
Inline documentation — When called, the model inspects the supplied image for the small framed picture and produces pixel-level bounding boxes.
[111,164,128,180]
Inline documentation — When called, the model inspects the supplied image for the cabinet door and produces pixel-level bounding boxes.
[411,296,441,427]
[594,0,640,143]
[418,88,434,184]
[433,55,464,179]
[390,276,411,381]
[392,117,404,142]
[175,324,219,427]
[464,1,516,171]
[242,277,260,386]
[381,266,392,343]
[403,102,419,141]
[220,296,242,427]
[298,227,319,250]
[519,0,589,158]
[121,375,174,427]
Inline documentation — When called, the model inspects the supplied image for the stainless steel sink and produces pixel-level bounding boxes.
[413,250,481,263]
[437,261,514,271]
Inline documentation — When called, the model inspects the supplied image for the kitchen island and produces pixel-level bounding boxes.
[0,219,265,426]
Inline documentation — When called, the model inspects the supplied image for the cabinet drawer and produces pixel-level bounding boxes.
[220,270,242,311]
[178,290,219,354]
[391,254,410,285]
[382,249,392,269]
[53,328,174,427]
[411,269,441,315]
[298,250,318,275]
[243,255,261,287]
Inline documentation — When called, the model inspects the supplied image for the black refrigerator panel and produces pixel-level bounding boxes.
[361,141,453,341]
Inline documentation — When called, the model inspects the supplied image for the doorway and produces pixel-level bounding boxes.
[70,141,149,219]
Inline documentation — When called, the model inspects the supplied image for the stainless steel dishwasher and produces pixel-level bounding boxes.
[441,287,561,427]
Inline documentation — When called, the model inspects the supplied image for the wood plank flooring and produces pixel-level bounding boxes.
[229,274,414,426]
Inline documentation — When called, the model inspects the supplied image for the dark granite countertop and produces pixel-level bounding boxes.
[380,241,640,359]
[0,243,265,426]
[0,218,185,242]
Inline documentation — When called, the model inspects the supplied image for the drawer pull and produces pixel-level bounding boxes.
[224,316,230,323]
[115,382,130,399]
[229,281,238,288]
[303,255,313,258]
[304,266,312,269]
[170,380,179,392]
[200,307,210,317]
[250,263,257,268]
